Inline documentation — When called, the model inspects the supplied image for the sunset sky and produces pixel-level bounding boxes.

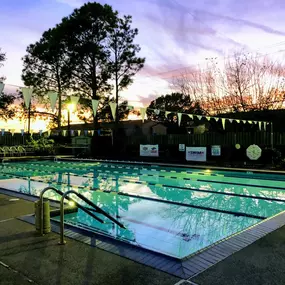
[1,0,285,131]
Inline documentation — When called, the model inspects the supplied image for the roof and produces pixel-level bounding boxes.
[53,119,208,131]
[53,120,156,130]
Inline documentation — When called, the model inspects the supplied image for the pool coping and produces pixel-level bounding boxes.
[56,157,285,175]
[3,186,285,280]
[3,155,285,175]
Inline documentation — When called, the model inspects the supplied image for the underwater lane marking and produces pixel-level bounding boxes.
[118,192,266,220]
[2,171,285,203]
[120,216,197,240]
[0,172,272,218]
[3,168,285,204]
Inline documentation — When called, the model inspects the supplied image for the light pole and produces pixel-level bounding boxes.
[28,101,31,135]
[67,103,74,139]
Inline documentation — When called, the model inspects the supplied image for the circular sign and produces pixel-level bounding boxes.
[246,144,262,160]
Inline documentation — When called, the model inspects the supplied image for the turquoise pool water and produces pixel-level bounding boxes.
[1,160,285,259]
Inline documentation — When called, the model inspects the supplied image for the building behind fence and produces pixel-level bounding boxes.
[0,131,281,148]
[125,132,277,147]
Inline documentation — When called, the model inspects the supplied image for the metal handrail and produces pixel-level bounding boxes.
[39,187,125,242]
[40,186,64,236]
[1,158,9,164]
[39,186,105,235]
[59,190,126,245]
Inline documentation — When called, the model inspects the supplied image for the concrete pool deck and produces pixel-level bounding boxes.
[3,190,285,285]
[0,194,180,285]
[2,193,285,285]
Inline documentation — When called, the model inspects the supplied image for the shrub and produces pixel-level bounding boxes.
[27,137,55,155]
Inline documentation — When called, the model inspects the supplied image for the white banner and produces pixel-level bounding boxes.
[70,96,79,106]
[109,102,117,121]
[165,111,171,118]
[177,113,182,126]
[221,118,226,130]
[140,144,159,157]
[92,99,99,117]
[211,145,221,156]
[22,87,33,108]
[186,147,207,162]
[21,129,24,136]
[140,107,147,122]
[48,91,58,112]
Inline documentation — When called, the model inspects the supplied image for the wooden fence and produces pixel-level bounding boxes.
[125,132,280,147]
[2,131,285,148]
[0,134,41,146]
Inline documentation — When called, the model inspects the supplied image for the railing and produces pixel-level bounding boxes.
[1,158,9,164]
[39,186,125,244]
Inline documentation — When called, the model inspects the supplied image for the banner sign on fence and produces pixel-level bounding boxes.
[186,147,207,162]
[140,144,159,157]
[179,144,185,152]
[211,145,221,156]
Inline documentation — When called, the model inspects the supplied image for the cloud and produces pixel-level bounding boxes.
[196,9,285,38]
[142,0,246,60]
[55,0,85,7]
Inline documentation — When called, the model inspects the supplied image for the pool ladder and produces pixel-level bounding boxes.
[39,186,125,245]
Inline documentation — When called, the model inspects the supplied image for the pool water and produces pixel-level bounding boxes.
[1,160,285,259]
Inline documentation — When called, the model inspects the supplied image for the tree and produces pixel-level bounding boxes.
[58,2,117,127]
[0,93,15,120]
[77,96,130,123]
[22,27,71,130]
[0,48,15,120]
[107,15,145,126]
[0,48,6,70]
[147,92,204,122]
[206,52,285,112]
[171,50,285,114]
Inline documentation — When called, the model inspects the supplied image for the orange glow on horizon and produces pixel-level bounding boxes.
[0,108,140,132]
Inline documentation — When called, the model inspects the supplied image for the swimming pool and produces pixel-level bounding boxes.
[1,159,285,259]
